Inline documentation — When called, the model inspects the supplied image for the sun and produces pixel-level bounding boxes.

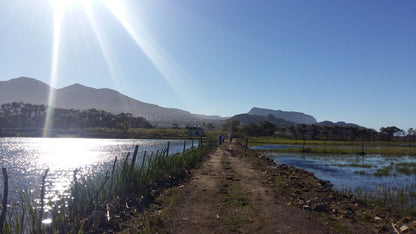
[50,0,84,9]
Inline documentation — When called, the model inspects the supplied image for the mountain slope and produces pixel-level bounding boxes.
[0,77,51,104]
[230,113,296,128]
[248,107,317,124]
[0,77,224,127]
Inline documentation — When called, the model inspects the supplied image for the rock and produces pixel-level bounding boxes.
[313,204,328,213]
[399,224,409,232]
[302,205,311,210]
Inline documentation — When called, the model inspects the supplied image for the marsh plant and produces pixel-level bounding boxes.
[344,184,416,216]
[0,137,215,233]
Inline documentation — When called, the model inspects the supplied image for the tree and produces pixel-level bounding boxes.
[296,124,308,152]
[239,123,261,136]
[310,124,321,140]
[289,126,298,143]
[407,128,415,142]
[258,121,276,136]
[380,126,402,141]
[223,119,240,133]
[205,122,216,130]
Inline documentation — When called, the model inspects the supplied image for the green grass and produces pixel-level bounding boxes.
[248,137,416,156]
[374,165,394,177]
[345,184,416,217]
[339,163,374,168]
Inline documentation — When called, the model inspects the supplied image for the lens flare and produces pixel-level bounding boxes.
[44,0,194,136]
[101,0,194,100]
[44,1,65,137]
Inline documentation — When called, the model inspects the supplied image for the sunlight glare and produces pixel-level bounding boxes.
[102,0,194,101]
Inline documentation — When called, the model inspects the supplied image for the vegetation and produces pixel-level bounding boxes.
[0,102,152,137]
[0,137,216,233]
[223,119,415,143]
[344,184,416,217]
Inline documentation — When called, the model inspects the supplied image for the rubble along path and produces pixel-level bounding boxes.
[159,143,334,233]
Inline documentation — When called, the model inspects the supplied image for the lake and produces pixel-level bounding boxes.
[252,145,416,193]
[0,137,197,202]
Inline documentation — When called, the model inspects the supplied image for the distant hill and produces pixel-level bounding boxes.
[0,77,225,127]
[230,114,296,128]
[248,107,317,124]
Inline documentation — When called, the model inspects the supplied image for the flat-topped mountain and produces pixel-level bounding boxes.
[248,107,317,124]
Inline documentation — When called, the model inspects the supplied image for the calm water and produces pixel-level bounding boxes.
[252,145,416,192]
[0,137,197,201]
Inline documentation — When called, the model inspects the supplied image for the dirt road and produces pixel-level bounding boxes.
[160,143,334,233]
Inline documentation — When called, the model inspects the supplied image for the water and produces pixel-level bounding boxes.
[252,145,416,192]
[0,137,197,201]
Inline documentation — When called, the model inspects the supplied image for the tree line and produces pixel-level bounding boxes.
[0,102,152,135]
[222,119,415,142]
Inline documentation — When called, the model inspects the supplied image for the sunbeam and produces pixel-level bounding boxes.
[101,0,194,101]
[43,0,195,135]
[44,1,65,137]
[82,2,119,87]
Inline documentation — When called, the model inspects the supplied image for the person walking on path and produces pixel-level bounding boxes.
[217,134,224,145]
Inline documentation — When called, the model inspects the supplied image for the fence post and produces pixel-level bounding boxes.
[130,145,139,172]
[39,169,49,233]
[199,136,203,146]
[0,168,8,233]
[166,142,170,157]
[110,157,117,188]
[141,151,147,170]
[245,138,249,149]
[192,140,194,149]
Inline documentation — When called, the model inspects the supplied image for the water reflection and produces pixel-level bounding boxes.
[252,146,416,193]
[0,138,195,201]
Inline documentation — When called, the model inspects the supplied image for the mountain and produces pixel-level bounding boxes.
[248,107,317,124]
[0,77,225,127]
[230,113,296,128]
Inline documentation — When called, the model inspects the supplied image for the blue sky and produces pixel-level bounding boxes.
[0,0,415,131]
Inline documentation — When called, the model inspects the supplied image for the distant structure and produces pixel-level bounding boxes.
[187,126,204,137]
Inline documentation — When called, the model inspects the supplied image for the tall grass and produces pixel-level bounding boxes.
[0,137,215,233]
[343,184,416,216]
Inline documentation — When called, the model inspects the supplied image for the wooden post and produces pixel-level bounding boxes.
[130,145,139,172]
[72,169,79,214]
[39,169,49,233]
[0,168,8,233]
[183,141,186,155]
[141,151,147,170]
[123,152,131,169]
[110,157,117,188]
[199,136,203,147]
[245,138,249,149]
[192,140,194,149]
[166,142,170,157]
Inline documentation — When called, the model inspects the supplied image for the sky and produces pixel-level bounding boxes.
[0,0,415,131]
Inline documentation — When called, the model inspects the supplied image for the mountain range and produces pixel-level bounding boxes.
[0,77,225,127]
[0,77,365,128]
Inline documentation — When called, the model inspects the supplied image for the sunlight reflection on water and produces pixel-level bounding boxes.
[0,137,194,202]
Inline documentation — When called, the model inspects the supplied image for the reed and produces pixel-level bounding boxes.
[344,184,416,216]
